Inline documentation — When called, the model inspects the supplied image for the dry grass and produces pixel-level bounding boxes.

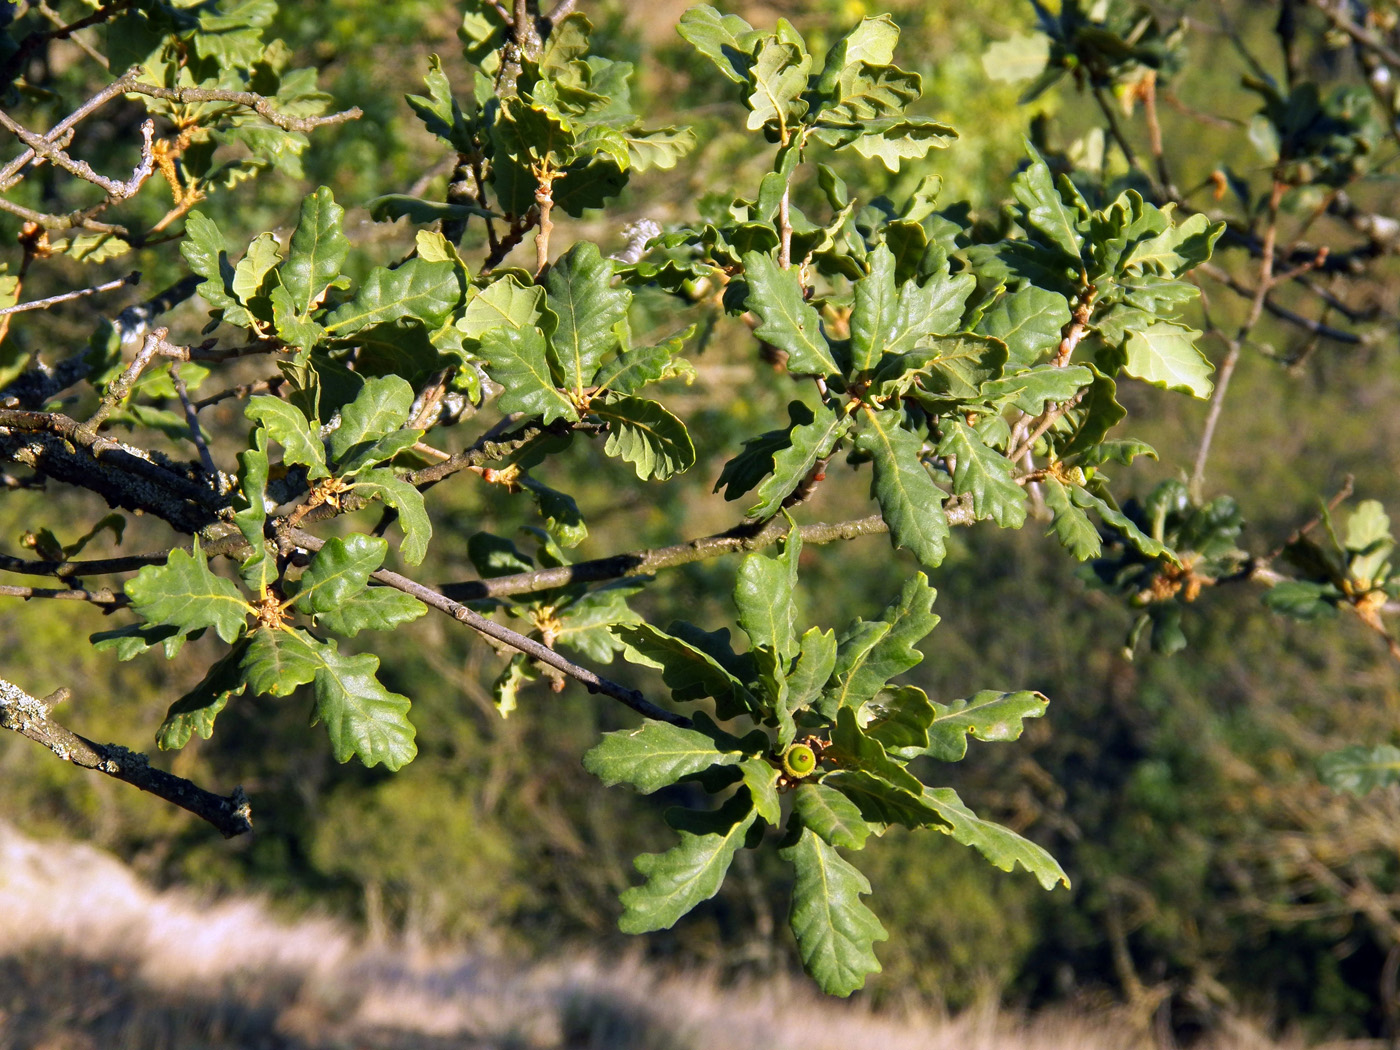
[0,822,1376,1050]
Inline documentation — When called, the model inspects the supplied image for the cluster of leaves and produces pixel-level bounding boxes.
[19,0,1400,1008]
[983,2,1183,105]
[585,530,1066,995]
[93,376,432,770]
[52,2,1237,997]
[1081,479,1247,656]
[387,2,695,225]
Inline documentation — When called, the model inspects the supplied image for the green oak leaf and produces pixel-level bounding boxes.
[677,5,758,83]
[849,244,899,375]
[240,625,320,697]
[922,787,1069,890]
[1042,476,1101,560]
[304,634,417,769]
[1122,322,1214,398]
[750,407,851,520]
[457,275,547,342]
[327,375,415,463]
[155,642,248,750]
[734,526,800,659]
[180,212,245,322]
[792,782,870,850]
[350,469,432,565]
[545,241,630,394]
[976,285,1071,370]
[245,394,328,479]
[924,690,1050,762]
[280,186,349,318]
[614,622,761,720]
[323,258,460,336]
[937,419,1028,528]
[855,412,948,569]
[822,573,938,713]
[1011,152,1084,262]
[746,36,810,133]
[861,684,935,758]
[743,252,838,376]
[479,324,579,424]
[619,791,758,933]
[584,720,751,794]
[125,544,250,644]
[593,394,695,480]
[319,587,426,636]
[779,827,887,997]
[740,758,782,824]
[828,706,923,795]
[291,534,386,614]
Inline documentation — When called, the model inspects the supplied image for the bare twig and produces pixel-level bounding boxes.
[0,583,127,607]
[0,111,156,199]
[82,327,170,431]
[283,528,688,727]
[1192,179,1285,496]
[0,271,139,317]
[170,363,218,475]
[0,550,172,579]
[0,70,360,194]
[441,507,974,603]
[0,676,252,838]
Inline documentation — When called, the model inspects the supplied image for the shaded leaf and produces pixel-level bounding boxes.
[155,643,248,750]
[619,791,757,933]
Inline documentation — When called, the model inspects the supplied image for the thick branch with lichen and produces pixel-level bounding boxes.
[0,677,252,837]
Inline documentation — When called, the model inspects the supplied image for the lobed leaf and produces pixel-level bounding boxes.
[584,721,751,794]
[779,828,887,996]
[923,787,1069,890]
[743,252,838,376]
[350,469,432,565]
[854,412,948,569]
[594,394,695,480]
[937,419,1028,528]
[479,325,579,424]
[281,187,349,318]
[245,395,328,479]
[545,242,630,394]
[619,792,757,933]
[126,545,250,645]
[924,690,1050,762]
[155,644,248,750]
[792,782,870,850]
